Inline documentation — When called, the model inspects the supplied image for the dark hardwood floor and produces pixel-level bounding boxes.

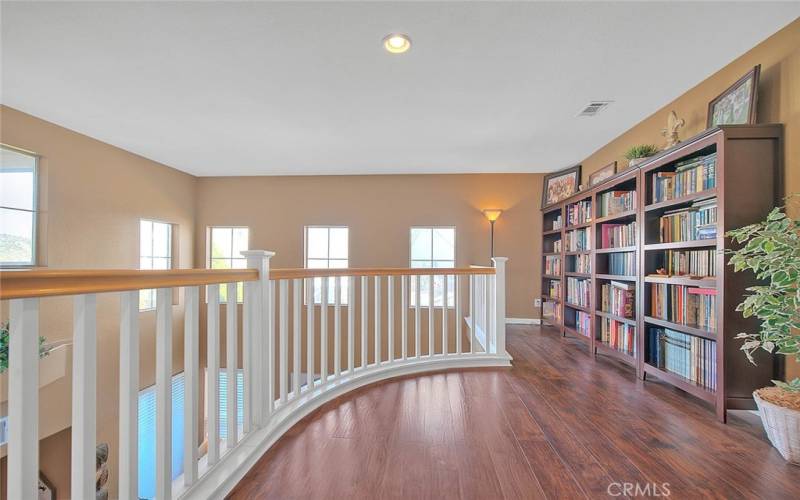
[229,325,800,499]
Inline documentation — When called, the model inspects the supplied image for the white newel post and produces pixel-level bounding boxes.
[242,250,275,428]
[491,257,509,358]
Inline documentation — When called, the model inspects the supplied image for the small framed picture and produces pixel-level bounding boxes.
[707,65,760,128]
[542,164,581,208]
[588,161,617,187]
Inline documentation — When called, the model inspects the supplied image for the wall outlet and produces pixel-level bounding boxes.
[534,298,542,307]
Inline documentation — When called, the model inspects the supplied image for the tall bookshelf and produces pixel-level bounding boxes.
[539,124,783,422]
[541,205,563,328]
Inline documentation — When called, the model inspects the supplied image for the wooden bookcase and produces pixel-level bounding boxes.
[539,124,783,422]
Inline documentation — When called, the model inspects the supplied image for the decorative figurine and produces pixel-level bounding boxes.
[661,110,685,149]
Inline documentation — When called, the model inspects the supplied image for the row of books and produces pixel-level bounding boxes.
[659,249,717,277]
[545,255,561,275]
[647,327,717,391]
[607,252,636,276]
[568,254,591,274]
[600,281,635,318]
[650,283,717,331]
[600,222,636,248]
[566,200,592,226]
[598,190,635,217]
[544,301,562,324]
[565,228,590,251]
[600,319,636,356]
[659,199,717,243]
[552,239,562,253]
[548,280,561,299]
[651,152,717,203]
[552,214,563,231]
[566,277,591,308]
[572,310,591,337]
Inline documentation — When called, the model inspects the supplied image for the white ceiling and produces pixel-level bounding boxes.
[1,2,798,176]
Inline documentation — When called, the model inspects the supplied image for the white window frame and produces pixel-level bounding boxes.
[409,226,456,308]
[0,145,38,268]
[207,226,249,303]
[139,219,173,311]
[304,225,349,305]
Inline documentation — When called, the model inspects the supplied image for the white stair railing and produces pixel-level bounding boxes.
[0,254,510,499]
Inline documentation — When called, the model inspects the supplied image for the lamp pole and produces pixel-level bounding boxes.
[490,219,495,260]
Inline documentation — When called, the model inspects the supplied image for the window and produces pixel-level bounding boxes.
[139,220,173,310]
[410,227,455,307]
[209,226,249,302]
[304,226,348,304]
[0,146,37,267]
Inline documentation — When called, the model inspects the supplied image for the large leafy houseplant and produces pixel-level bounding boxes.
[727,196,800,463]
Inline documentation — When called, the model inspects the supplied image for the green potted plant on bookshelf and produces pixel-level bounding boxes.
[623,144,660,169]
[727,197,800,465]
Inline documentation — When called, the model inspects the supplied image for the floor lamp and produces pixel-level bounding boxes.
[483,209,503,261]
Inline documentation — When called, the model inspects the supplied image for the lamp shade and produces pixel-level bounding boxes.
[483,209,503,222]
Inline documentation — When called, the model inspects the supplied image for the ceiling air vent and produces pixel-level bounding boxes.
[578,100,613,117]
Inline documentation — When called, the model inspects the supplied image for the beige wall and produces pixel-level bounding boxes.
[576,18,800,378]
[0,105,196,498]
[195,173,543,319]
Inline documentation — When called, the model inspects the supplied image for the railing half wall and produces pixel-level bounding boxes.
[0,253,511,499]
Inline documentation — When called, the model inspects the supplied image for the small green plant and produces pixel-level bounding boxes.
[0,321,49,373]
[623,144,659,160]
[727,195,800,392]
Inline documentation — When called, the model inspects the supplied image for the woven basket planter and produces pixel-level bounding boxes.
[754,391,800,465]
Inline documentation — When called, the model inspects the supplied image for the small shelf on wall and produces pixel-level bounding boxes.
[538,124,782,423]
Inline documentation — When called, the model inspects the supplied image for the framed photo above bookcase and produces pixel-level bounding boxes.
[542,164,581,208]
[707,64,760,128]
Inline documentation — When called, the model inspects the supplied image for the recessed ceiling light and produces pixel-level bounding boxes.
[383,33,411,54]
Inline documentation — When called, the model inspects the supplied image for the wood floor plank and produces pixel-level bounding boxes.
[228,326,800,500]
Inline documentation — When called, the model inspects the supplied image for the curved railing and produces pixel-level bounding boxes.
[0,252,510,499]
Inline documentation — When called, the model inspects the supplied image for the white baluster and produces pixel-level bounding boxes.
[183,287,199,485]
[320,278,328,384]
[361,276,368,368]
[155,288,172,499]
[456,275,462,354]
[242,281,251,434]
[484,274,491,354]
[428,275,434,356]
[414,275,421,358]
[306,277,315,390]
[374,275,381,366]
[401,275,408,360]
[72,294,97,500]
[334,276,342,378]
[293,278,301,397]
[242,250,274,429]
[492,257,508,356]
[279,279,288,404]
[267,280,276,414]
[207,284,220,465]
[348,276,355,373]
[120,291,140,499]
[470,275,476,354]
[442,275,448,356]
[227,282,239,447]
[387,276,394,363]
[7,298,39,500]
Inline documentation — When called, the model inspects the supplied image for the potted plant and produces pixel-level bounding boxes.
[623,144,660,168]
[727,197,800,464]
[0,320,50,373]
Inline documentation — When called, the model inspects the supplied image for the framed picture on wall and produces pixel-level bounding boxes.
[588,161,617,187]
[542,164,581,208]
[707,64,760,128]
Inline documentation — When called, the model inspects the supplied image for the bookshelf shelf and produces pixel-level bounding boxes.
[643,316,716,340]
[643,240,717,251]
[644,189,717,212]
[643,363,716,404]
[543,252,561,256]
[542,274,561,280]
[596,274,636,281]
[595,210,637,224]
[595,246,636,254]
[539,124,782,422]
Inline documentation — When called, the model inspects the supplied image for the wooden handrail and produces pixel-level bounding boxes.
[0,266,496,300]
[269,267,495,280]
[0,268,259,300]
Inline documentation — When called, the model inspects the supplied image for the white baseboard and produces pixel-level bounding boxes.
[506,317,541,325]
